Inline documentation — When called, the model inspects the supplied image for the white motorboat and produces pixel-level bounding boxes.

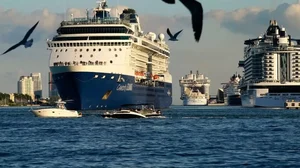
[31,100,82,118]
[101,105,163,119]
[101,110,147,118]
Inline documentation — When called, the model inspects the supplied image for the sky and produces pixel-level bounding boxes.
[1,0,300,105]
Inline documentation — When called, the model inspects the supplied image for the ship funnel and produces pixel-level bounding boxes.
[288,35,292,46]
[190,70,192,74]
[196,70,199,75]
[270,20,277,26]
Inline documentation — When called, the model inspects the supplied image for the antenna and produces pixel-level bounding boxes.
[64,0,67,21]
[117,0,119,17]
[270,0,279,20]
[86,8,89,20]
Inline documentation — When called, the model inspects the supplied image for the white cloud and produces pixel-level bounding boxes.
[206,2,300,37]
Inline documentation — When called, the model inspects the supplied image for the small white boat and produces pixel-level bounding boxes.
[101,105,163,119]
[101,109,147,118]
[30,100,82,118]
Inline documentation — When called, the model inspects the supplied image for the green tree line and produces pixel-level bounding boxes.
[0,92,61,106]
[0,92,32,106]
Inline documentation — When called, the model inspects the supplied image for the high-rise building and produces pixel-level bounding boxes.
[48,72,59,98]
[30,73,42,99]
[18,76,34,100]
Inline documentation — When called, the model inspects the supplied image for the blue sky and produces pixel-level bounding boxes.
[0,1,300,104]
[1,0,296,14]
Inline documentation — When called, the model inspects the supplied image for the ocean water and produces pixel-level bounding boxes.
[1,106,300,168]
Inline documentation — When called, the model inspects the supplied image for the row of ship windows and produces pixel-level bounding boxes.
[57,27,130,34]
[264,69,300,71]
[141,42,170,57]
[245,64,300,68]
[56,54,118,58]
[266,52,300,55]
[53,60,114,66]
[55,48,123,52]
[247,70,300,74]
[53,36,131,41]
[265,71,300,74]
[48,42,132,48]
[265,56,300,59]
[48,41,170,57]
[134,87,165,92]
[265,76,300,78]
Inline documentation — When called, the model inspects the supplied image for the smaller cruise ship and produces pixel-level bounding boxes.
[179,70,210,106]
[222,73,242,106]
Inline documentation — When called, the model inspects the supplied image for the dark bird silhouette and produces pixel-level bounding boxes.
[162,0,175,4]
[162,0,203,42]
[166,28,183,41]
[2,21,39,55]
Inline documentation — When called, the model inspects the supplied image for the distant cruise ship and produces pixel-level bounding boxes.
[222,73,242,106]
[238,20,300,108]
[46,0,172,110]
[179,71,210,106]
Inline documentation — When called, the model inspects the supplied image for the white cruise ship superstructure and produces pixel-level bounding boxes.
[179,71,210,106]
[46,0,172,110]
[238,20,300,108]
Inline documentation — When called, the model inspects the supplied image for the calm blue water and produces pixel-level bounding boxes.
[1,106,300,167]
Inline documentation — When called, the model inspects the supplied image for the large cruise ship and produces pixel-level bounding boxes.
[46,0,172,110]
[179,71,210,106]
[221,73,242,106]
[238,20,300,108]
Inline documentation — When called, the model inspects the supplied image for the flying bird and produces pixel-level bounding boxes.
[162,0,203,42]
[166,28,183,41]
[162,0,175,4]
[1,21,39,55]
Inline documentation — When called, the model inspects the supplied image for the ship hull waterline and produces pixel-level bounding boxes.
[182,98,208,106]
[241,94,300,108]
[225,95,242,106]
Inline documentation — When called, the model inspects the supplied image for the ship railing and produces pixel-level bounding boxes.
[239,79,300,86]
[61,17,131,27]
[135,79,165,88]
[53,61,110,67]
[142,37,170,50]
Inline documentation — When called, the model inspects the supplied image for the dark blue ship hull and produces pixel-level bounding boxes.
[227,95,242,106]
[52,72,172,110]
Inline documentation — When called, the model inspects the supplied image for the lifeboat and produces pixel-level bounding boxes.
[152,75,159,80]
[135,71,145,76]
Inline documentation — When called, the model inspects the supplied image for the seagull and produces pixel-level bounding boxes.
[162,0,203,42]
[162,0,175,4]
[1,21,39,55]
[166,28,183,41]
